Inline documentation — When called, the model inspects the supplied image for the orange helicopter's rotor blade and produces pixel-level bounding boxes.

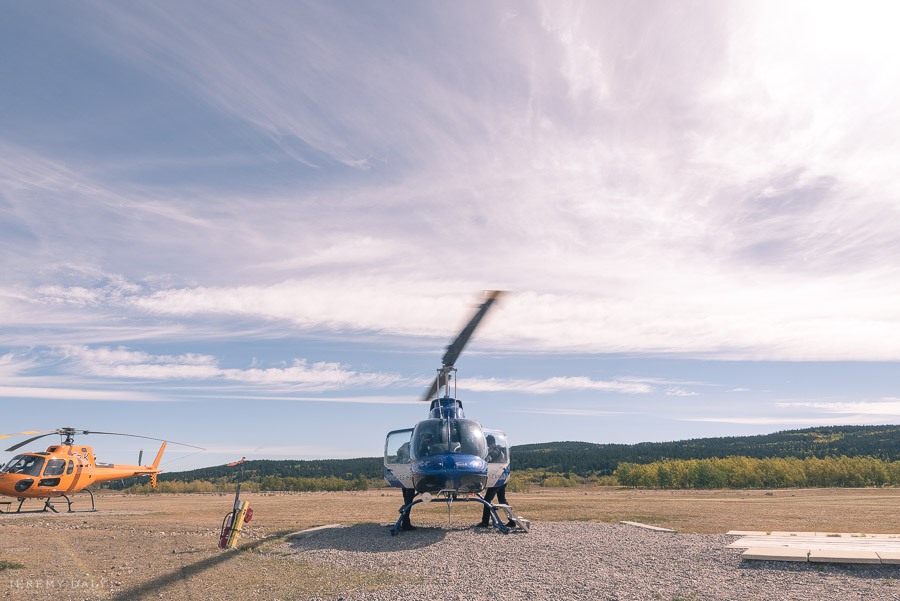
[4,432,58,453]
[0,429,52,440]
[83,431,205,450]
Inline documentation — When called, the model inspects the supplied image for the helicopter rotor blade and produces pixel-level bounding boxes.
[440,290,504,369]
[83,431,205,450]
[422,375,441,403]
[0,429,53,441]
[4,433,57,453]
[421,290,505,402]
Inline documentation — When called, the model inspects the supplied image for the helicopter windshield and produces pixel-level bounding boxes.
[412,419,486,459]
[1,454,45,477]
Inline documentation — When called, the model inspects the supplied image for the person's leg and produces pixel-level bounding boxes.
[479,486,497,525]
[496,484,507,506]
[495,484,515,526]
[401,487,417,530]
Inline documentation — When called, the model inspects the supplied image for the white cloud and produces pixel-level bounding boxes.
[55,344,402,391]
[229,395,419,405]
[679,416,841,426]
[3,2,900,365]
[665,387,698,397]
[518,408,631,417]
[776,400,900,417]
[0,386,161,402]
[463,376,652,395]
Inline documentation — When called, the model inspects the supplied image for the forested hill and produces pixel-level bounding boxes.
[158,457,384,483]
[159,425,900,482]
[512,425,900,475]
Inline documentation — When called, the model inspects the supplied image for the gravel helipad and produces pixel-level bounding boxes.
[284,521,900,601]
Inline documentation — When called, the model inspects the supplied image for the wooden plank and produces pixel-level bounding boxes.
[742,547,808,562]
[619,521,676,533]
[877,552,900,565]
[729,535,900,552]
[809,549,881,564]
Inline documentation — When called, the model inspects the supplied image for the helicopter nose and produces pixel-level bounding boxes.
[412,454,488,493]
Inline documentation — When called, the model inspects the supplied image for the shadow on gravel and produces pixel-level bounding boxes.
[112,529,295,601]
[287,522,447,553]
[739,561,899,580]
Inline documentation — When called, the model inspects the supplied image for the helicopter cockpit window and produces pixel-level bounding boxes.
[1,455,45,477]
[67,460,74,474]
[43,459,66,477]
[485,432,509,463]
[385,431,412,464]
[412,419,486,458]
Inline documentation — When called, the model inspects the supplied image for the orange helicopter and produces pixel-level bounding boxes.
[0,427,203,513]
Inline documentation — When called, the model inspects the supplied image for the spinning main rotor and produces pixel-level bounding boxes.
[421,290,505,402]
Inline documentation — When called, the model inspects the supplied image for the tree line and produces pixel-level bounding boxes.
[117,474,371,494]
[615,455,900,489]
[511,425,900,476]
[106,425,900,492]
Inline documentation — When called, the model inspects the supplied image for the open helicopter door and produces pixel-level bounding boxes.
[484,429,510,488]
[383,428,414,488]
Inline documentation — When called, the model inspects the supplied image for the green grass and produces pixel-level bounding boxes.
[0,560,25,571]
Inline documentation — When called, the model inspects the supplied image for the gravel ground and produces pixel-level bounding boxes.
[284,521,900,601]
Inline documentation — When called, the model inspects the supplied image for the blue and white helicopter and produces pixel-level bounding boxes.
[383,291,529,535]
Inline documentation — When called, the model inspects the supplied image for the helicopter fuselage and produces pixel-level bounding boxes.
[384,397,510,494]
[0,443,164,501]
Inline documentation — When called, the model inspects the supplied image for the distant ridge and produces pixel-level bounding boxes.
[511,424,900,476]
[155,424,900,483]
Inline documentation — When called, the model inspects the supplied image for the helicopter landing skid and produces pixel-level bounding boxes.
[391,492,519,536]
[37,488,97,513]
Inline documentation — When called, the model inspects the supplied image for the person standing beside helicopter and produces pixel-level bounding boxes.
[478,435,514,527]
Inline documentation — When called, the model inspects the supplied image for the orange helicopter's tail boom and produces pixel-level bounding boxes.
[90,441,167,488]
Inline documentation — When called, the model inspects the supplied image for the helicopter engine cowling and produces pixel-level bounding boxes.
[412,453,488,494]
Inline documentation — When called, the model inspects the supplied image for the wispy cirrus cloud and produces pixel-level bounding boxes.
[464,376,652,395]
[55,345,402,391]
[776,399,900,417]
[679,416,845,426]
[7,272,900,362]
[665,387,699,397]
[5,0,900,363]
[0,385,162,402]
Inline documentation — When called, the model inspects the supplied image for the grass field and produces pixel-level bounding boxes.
[3,487,900,600]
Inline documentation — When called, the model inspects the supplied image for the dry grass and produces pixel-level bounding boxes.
[3,487,900,600]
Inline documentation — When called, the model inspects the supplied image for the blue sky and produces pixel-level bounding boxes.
[3,1,900,471]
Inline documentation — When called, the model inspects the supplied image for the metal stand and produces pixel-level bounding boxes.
[391,492,519,535]
[493,503,531,532]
